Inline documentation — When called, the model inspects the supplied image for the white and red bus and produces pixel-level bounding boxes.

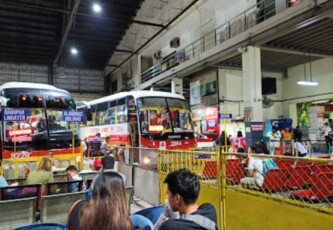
[78,91,195,163]
[0,82,81,178]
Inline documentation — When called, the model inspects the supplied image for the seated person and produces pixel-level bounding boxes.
[240,146,264,188]
[100,136,111,156]
[158,169,217,230]
[36,117,47,132]
[0,175,8,188]
[48,115,60,130]
[66,165,85,192]
[117,144,126,163]
[293,140,308,157]
[90,156,126,192]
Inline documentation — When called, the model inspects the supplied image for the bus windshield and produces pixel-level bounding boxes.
[4,108,79,151]
[137,97,193,135]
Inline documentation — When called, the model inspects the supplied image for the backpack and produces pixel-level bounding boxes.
[181,214,216,230]
[254,140,270,155]
[262,159,278,176]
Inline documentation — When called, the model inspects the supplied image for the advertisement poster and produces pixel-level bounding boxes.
[296,102,311,127]
[205,107,219,135]
[190,71,218,106]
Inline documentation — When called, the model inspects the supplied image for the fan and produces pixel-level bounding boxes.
[262,96,274,109]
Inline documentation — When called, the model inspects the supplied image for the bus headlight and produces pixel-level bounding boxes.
[142,157,151,165]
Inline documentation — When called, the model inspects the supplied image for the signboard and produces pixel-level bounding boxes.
[2,109,27,121]
[62,110,84,122]
[219,113,232,119]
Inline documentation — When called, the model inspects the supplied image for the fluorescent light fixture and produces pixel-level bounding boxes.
[70,47,78,55]
[92,3,102,13]
[297,80,319,86]
[312,100,329,104]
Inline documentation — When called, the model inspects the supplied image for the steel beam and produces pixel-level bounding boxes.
[53,0,81,67]
[260,46,333,58]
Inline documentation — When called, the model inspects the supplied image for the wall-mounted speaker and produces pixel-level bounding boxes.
[262,77,277,95]
[170,37,180,48]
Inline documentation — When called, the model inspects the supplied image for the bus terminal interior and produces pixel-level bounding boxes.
[1,0,333,229]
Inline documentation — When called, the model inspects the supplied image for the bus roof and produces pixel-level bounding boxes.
[87,90,186,106]
[0,82,70,94]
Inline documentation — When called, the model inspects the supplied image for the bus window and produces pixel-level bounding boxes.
[166,98,193,133]
[90,105,97,126]
[96,102,108,125]
[116,104,127,124]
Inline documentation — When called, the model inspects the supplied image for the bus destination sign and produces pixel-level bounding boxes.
[2,109,27,121]
[62,110,84,122]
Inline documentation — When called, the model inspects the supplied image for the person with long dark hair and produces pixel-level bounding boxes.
[67,172,132,230]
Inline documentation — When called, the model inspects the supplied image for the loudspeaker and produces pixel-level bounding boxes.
[262,77,277,95]
[170,37,180,48]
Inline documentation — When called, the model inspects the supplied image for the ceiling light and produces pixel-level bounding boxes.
[92,3,102,13]
[312,100,329,104]
[70,47,78,55]
[297,80,319,86]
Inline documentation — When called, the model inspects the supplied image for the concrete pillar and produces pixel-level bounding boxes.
[242,46,263,121]
[171,78,183,95]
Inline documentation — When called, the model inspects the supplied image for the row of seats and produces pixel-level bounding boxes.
[0,178,134,230]
[202,159,333,201]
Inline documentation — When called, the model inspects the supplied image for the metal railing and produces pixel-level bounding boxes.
[141,0,302,84]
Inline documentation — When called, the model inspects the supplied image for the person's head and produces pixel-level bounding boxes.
[163,169,200,213]
[96,133,101,137]
[237,131,243,137]
[105,136,111,143]
[37,157,52,172]
[329,119,333,123]
[101,156,115,170]
[324,122,329,127]
[285,127,290,132]
[221,131,226,136]
[249,145,258,154]
[80,172,130,230]
[272,126,279,132]
[66,165,78,179]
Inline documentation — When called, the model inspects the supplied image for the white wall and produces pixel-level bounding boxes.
[283,58,333,101]
[218,68,284,120]
[142,0,258,59]
[282,57,333,124]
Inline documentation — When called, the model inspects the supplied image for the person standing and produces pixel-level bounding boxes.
[281,127,292,155]
[270,126,282,155]
[89,133,103,157]
[322,122,332,153]
[101,136,111,156]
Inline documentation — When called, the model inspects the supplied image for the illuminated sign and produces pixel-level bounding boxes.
[2,109,27,121]
[62,110,84,122]
[8,129,32,136]
[149,125,164,132]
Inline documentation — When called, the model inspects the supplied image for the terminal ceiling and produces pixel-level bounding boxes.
[0,0,197,70]
[218,11,333,72]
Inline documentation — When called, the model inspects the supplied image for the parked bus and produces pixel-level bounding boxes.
[78,91,195,164]
[0,82,81,178]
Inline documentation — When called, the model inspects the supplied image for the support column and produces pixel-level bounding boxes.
[242,46,263,147]
[171,78,183,95]
[242,46,263,121]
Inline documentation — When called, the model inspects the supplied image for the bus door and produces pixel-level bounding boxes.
[128,96,139,163]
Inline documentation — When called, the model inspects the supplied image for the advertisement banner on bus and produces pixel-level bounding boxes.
[62,110,84,122]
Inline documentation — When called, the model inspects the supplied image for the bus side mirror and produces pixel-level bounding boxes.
[86,109,92,121]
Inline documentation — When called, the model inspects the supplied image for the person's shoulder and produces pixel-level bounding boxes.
[159,219,180,229]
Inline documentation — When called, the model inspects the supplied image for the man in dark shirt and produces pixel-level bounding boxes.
[159,169,217,230]
[89,133,103,157]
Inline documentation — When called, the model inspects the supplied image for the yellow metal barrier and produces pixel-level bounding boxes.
[2,152,83,179]
[158,146,333,230]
